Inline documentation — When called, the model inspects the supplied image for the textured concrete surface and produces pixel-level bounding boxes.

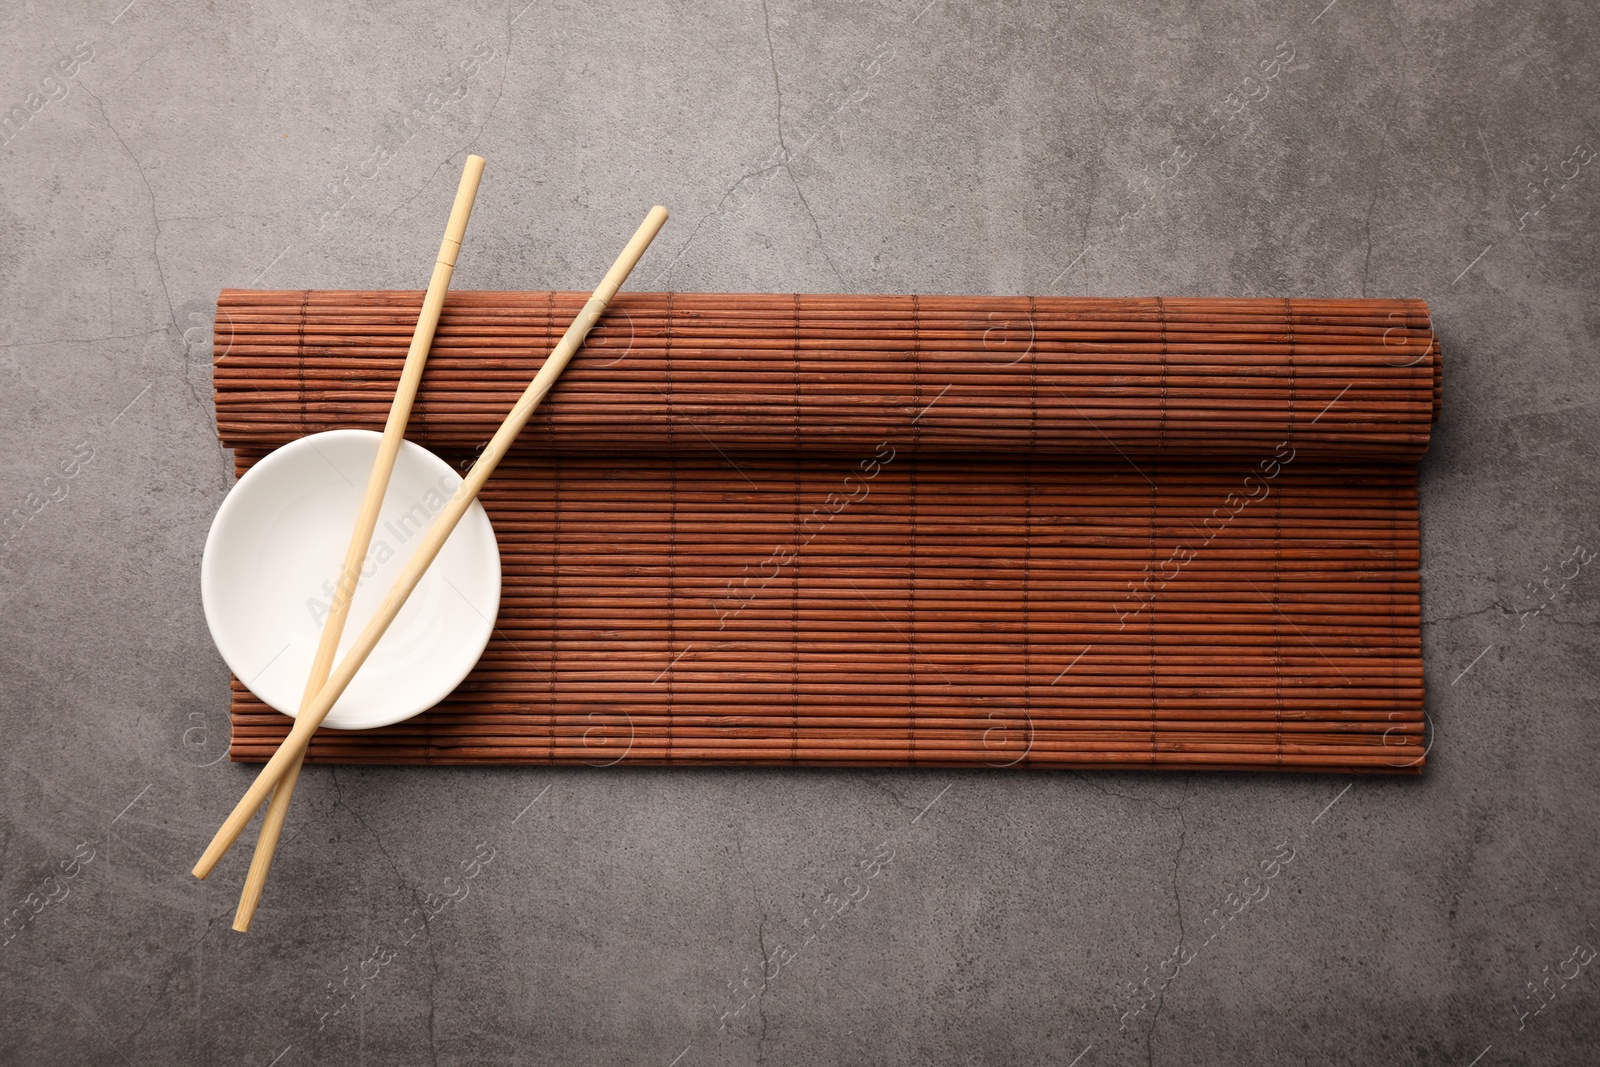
[2,0,1597,1064]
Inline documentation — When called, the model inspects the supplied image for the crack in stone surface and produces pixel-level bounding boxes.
[1145,775,1192,1066]
[649,161,785,285]
[1420,603,1511,625]
[76,77,231,486]
[1359,12,1407,298]
[853,772,914,814]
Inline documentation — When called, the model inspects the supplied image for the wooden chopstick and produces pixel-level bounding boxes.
[230,155,486,931]
[193,204,669,881]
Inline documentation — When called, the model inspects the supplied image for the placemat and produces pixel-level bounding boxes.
[214,291,1438,772]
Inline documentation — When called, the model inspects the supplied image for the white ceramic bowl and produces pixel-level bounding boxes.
[201,429,500,730]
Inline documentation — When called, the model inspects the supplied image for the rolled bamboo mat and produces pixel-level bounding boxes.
[215,292,1438,773]
[215,291,1441,460]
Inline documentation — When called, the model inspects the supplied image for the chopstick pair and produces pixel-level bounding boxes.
[222,155,485,933]
[199,154,668,928]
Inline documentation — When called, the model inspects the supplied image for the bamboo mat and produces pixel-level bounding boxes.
[214,291,1438,772]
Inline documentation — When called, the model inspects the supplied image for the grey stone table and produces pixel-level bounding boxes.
[2,0,1595,1063]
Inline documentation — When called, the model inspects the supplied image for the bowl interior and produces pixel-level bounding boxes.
[201,430,500,730]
